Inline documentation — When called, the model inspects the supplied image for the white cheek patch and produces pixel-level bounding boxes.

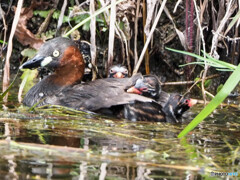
[41,56,53,67]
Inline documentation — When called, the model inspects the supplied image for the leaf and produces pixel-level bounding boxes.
[0,40,7,44]
[178,63,240,138]
[72,14,91,31]
[52,10,60,19]
[20,69,38,94]
[40,30,56,39]
[204,79,211,89]
[175,29,187,50]
[34,10,50,18]
[14,4,43,49]
[21,48,37,58]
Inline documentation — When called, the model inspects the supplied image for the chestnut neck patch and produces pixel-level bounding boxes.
[52,46,85,86]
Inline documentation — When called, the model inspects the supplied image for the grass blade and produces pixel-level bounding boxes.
[0,70,19,100]
[224,9,240,35]
[166,47,237,70]
[202,51,236,70]
[63,0,125,37]
[0,40,7,44]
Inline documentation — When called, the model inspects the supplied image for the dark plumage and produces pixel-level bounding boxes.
[20,37,154,112]
[50,74,154,111]
[127,75,194,123]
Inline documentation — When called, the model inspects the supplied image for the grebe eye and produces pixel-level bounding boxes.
[53,50,60,57]
[124,70,128,74]
[110,69,114,73]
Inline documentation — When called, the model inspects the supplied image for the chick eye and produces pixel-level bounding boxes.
[140,87,148,92]
[185,99,190,105]
[53,50,60,57]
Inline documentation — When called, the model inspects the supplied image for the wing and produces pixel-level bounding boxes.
[48,75,153,111]
[124,101,166,122]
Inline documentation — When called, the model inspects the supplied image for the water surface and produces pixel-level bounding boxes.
[0,77,239,179]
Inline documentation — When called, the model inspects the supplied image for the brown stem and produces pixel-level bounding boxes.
[133,0,167,75]
[134,0,140,66]
[37,9,55,36]
[2,0,24,102]
[143,0,150,74]
[37,0,59,36]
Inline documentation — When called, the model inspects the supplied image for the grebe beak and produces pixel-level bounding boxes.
[127,86,142,95]
[20,55,51,70]
[113,72,124,78]
[187,98,198,107]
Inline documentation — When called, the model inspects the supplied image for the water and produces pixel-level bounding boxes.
[0,81,239,179]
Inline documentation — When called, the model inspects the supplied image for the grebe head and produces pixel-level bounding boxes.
[127,75,161,100]
[108,64,128,78]
[20,37,83,71]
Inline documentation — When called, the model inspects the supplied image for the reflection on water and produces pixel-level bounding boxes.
[0,99,239,179]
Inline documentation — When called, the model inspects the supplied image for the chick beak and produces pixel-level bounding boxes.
[127,86,142,95]
[187,98,197,107]
[113,72,124,78]
[19,55,45,70]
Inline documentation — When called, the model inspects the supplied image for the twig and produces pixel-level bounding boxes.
[210,0,236,56]
[56,0,67,35]
[162,74,220,86]
[163,81,194,86]
[0,140,87,153]
[75,0,80,6]
[115,27,126,64]
[107,0,116,72]
[37,9,55,36]
[133,0,167,75]
[173,0,182,13]
[193,0,207,104]
[182,71,221,98]
[2,0,23,102]
[37,0,59,36]
[90,0,97,80]
[212,30,240,41]
[205,90,214,99]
